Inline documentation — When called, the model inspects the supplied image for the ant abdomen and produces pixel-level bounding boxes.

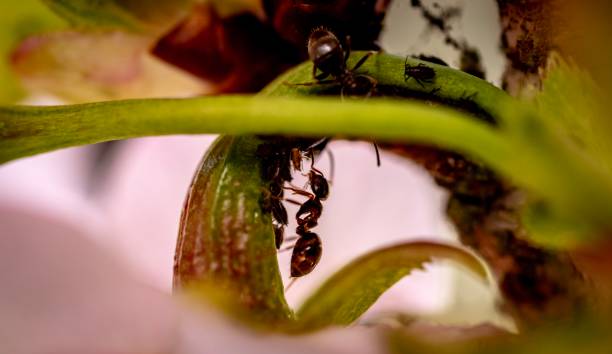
[290,232,322,277]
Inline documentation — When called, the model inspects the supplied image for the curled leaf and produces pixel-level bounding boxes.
[293,241,489,332]
[175,135,292,327]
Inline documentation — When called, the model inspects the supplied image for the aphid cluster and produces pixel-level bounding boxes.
[257,138,330,282]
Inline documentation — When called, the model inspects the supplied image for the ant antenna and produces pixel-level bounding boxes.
[285,278,298,292]
[278,246,293,253]
[326,149,335,183]
[284,198,302,206]
[373,142,381,167]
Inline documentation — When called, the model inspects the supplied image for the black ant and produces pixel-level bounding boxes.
[306,27,377,98]
[257,138,332,284]
[286,29,382,166]
[290,230,322,278]
[404,59,436,88]
[308,28,382,165]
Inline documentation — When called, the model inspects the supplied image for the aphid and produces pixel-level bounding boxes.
[404,60,436,87]
[290,232,322,277]
[306,27,377,98]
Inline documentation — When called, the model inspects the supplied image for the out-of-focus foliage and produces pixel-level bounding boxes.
[387,314,612,354]
[294,243,488,332]
[505,58,612,248]
[11,30,205,102]
[41,0,196,34]
[0,1,63,103]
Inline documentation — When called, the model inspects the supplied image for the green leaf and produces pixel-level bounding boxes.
[41,0,196,34]
[386,313,612,354]
[175,135,292,327]
[3,51,612,247]
[293,242,489,332]
[0,0,63,103]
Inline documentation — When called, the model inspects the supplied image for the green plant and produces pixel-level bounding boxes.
[3,1,612,353]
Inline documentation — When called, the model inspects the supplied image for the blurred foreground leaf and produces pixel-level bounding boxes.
[11,30,205,102]
[294,242,489,332]
[41,0,195,34]
[0,0,63,103]
[387,314,612,354]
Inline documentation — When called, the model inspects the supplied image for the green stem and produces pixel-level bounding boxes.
[0,96,511,165]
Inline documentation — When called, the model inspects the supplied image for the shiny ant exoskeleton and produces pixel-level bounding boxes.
[307,27,378,98]
[404,59,436,88]
[257,137,332,283]
[286,28,382,166]
[290,231,322,278]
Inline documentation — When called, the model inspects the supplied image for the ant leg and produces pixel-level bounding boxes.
[326,149,335,183]
[284,185,315,199]
[359,74,378,98]
[315,70,330,81]
[284,198,302,206]
[351,51,375,71]
[373,142,381,167]
[344,35,352,65]
[279,245,294,253]
[306,137,331,152]
[285,278,298,292]
[283,235,298,243]
[415,78,425,88]
[283,79,336,87]
[313,66,332,80]
[308,148,314,167]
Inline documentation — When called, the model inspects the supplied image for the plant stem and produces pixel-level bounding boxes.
[0,95,511,165]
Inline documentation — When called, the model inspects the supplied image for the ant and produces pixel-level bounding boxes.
[404,59,436,88]
[306,27,377,98]
[308,28,381,165]
[288,28,383,166]
[282,154,331,285]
